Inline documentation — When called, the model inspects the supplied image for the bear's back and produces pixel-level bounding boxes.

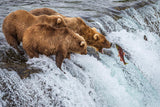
[30,8,64,17]
[11,10,34,21]
[24,24,69,42]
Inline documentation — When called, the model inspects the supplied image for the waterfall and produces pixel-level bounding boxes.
[0,1,160,107]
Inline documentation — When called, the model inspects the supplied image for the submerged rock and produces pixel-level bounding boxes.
[0,48,42,79]
[87,47,100,59]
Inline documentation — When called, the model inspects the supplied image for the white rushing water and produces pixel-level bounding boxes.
[0,1,160,107]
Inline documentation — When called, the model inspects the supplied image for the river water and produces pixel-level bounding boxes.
[0,0,160,107]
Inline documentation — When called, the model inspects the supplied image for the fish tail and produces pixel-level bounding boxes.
[124,63,128,65]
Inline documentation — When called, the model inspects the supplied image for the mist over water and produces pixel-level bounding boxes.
[0,0,160,107]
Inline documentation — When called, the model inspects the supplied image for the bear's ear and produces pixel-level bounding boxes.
[92,27,97,31]
[57,18,62,24]
[93,34,99,40]
[80,41,85,47]
[76,33,80,36]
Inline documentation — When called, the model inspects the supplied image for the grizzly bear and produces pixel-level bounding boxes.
[30,8,112,52]
[23,24,87,70]
[2,10,66,55]
[30,8,65,17]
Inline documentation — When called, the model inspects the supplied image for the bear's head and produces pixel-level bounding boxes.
[90,27,112,52]
[49,15,67,28]
[68,32,87,55]
[75,17,112,52]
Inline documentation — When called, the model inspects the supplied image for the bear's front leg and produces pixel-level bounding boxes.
[55,49,67,73]
[66,53,71,59]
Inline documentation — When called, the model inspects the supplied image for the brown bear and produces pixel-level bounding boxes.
[22,24,87,70]
[30,8,65,17]
[2,10,66,55]
[30,8,112,52]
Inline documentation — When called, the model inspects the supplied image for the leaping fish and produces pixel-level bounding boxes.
[116,44,128,65]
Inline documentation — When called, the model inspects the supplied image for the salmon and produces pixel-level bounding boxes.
[116,44,128,65]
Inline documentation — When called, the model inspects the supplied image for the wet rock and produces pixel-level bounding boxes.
[1,48,27,64]
[113,6,130,11]
[144,35,148,41]
[87,47,100,59]
[112,15,122,21]
[18,68,42,79]
[0,48,43,79]
[0,61,42,79]
[87,47,114,60]
[103,49,114,56]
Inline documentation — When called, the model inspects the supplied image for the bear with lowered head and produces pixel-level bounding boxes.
[23,24,87,70]
[30,8,112,52]
[2,10,66,55]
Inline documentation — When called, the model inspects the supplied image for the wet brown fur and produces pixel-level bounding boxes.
[30,8,112,52]
[30,8,65,17]
[2,10,66,54]
[23,24,87,70]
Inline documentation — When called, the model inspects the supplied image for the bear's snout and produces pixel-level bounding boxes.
[105,41,112,48]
